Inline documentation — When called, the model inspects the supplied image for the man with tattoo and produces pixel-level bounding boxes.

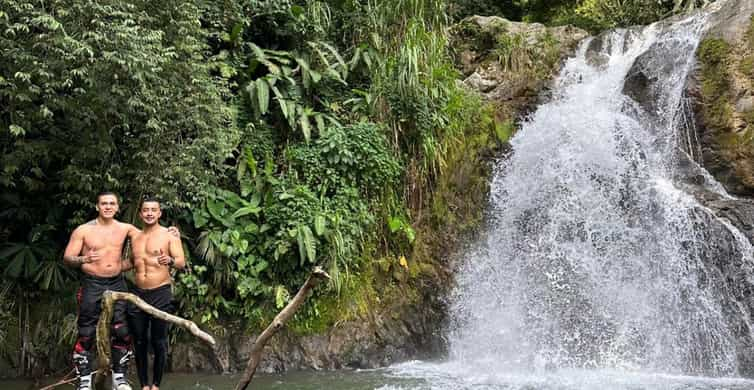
[123,197,185,390]
[63,192,178,390]
[63,192,139,390]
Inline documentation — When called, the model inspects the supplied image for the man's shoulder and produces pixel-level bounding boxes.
[157,226,172,237]
[72,221,96,234]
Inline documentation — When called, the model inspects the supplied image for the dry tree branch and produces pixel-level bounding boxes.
[235,267,331,390]
[95,291,218,377]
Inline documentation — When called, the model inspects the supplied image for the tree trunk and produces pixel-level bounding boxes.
[17,296,23,377]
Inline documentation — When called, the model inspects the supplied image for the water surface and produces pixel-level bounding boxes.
[6,363,754,390]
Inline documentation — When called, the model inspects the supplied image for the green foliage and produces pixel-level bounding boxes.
[0,0,238,224]
[573,0,711,30]
[245,41,346,141]
[287,122,401,196]
[448,0,713,33]
[493,30,561,78]
[177,125,397,321]
[448,0,524,21]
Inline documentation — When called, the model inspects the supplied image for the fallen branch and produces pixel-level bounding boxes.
[96,290,217,373]
[235,267,330,390]
[38,368,81,390]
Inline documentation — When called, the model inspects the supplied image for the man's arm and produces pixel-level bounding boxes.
[125,223,141,240]
[121,240,134,272]
[63,227,91,267]
[166,235,186,270]
[120,224,140,271]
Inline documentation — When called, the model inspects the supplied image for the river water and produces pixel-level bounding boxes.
[5,363,754,389]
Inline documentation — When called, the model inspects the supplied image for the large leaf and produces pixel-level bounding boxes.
[0,243,24,260]
[274,285,290,309]
[231,206,261,219]
[245,82,258,116]
[229,22,243,46]
[256,78,270,115]
[302,225,316,263]
[4,247,39,280]
[295,225,317,265]
[34,260,66,291]
[300,110,311,142]
[207,199,226,220]
[388,216,403,233]
[193,209,209,228]
[295,57,312,89]
[314,215,326,236]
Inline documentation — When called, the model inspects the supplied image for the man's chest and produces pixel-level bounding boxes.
[133,233,169,257]
[83,228,128,250]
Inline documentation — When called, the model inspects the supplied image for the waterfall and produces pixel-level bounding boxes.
[446,8,754,379]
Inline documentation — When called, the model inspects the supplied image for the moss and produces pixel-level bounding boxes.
[287,251,423,335]
[697,38,733,136]
[740,56,754,78]
[451,19,498,52]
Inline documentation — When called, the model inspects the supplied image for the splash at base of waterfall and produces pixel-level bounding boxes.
[382,361,754,390]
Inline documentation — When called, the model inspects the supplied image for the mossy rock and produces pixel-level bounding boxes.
[693,12,754,196]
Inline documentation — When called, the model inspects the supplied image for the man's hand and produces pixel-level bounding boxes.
[84,248,101,264]
[157,248,174,267]
[167,226,180,238]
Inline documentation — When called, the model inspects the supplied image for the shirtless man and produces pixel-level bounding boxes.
[63,192,139,390]
[124,197,185,390]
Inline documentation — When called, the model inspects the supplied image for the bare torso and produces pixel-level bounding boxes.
[78,221,132,278]
[131,227,173,289]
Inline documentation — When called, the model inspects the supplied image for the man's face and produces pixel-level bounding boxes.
[140,201,162,226]
[96,195,119,219]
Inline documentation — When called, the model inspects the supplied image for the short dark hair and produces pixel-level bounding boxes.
[96,191,119,203]
[140,195,161,209]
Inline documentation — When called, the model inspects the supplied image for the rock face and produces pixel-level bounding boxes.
[674,0,754,375]
[449,16,588,116]
[170,294,445,374]
[688,0,754,196]
[687,187,754,377]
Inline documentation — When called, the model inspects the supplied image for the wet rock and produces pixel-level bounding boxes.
[685,185,754,376]
[586,27,642,68]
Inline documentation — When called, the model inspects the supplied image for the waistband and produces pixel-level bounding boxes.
[82,273,124,283]
[132,283,172,294]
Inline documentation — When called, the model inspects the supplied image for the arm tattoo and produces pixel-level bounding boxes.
[64,255,86,266]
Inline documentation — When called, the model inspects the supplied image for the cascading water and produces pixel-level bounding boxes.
[447,14,744,374]
[383,4,754,390]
